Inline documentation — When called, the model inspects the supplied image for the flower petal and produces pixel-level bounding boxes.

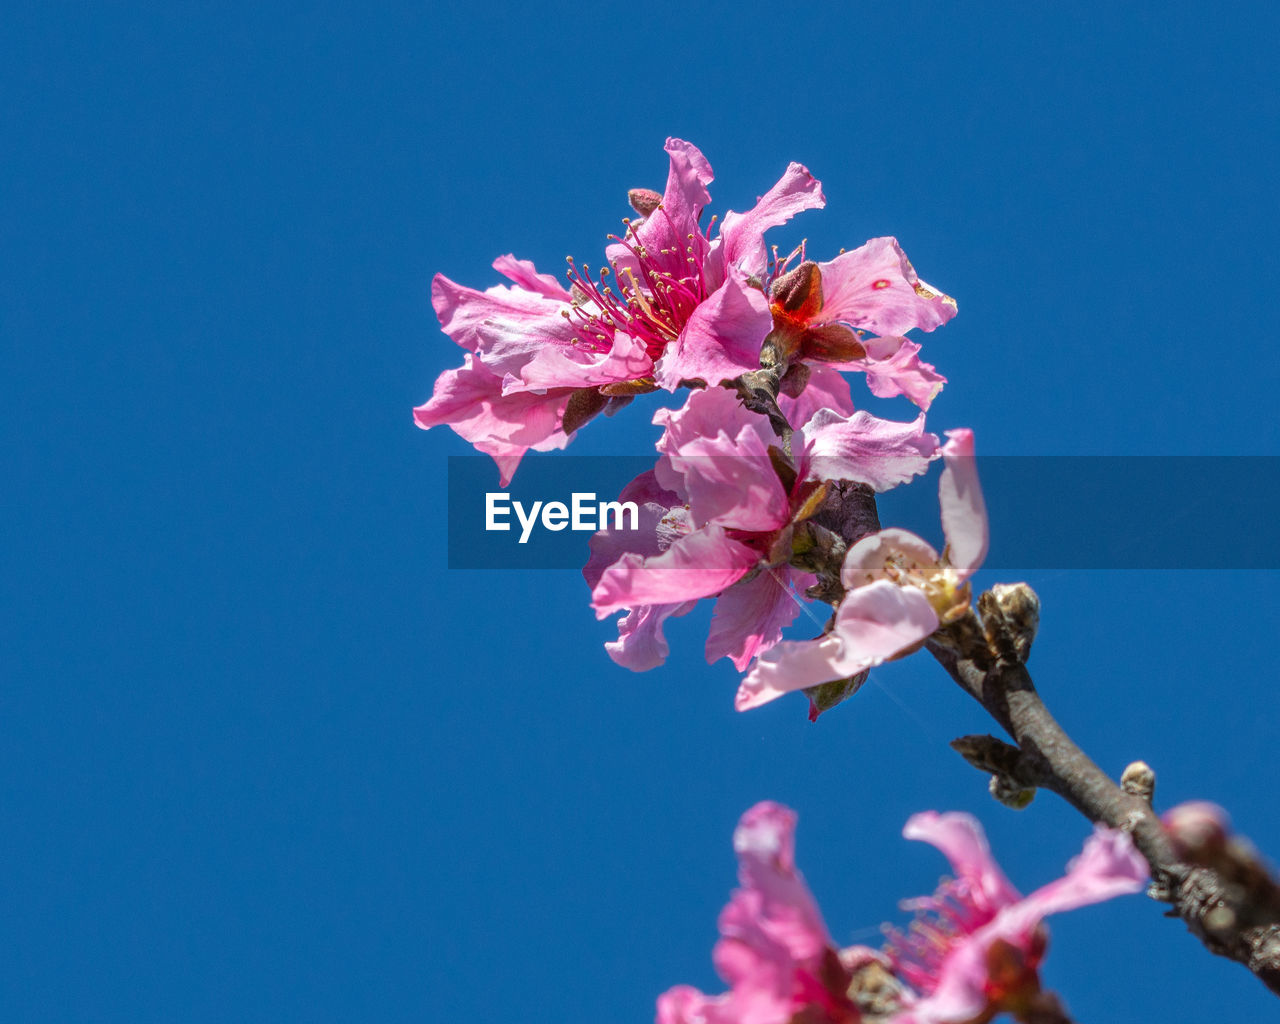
[832,334,947,411]
[604,600,698,672]
[592,527,758,616]
[901,812,1023,914]
[671,425,791,533]
[999,826,1148,938]
[736,634,852,712]
[706,568,818,671]
[507,324,653,392]
[778,364,855,425]
[431,273,574,378]
[412,355,570,485]
[582,470,688,589]
[608,138,714,284]
[799,410,939,492]
[712,162,825,284]
[654,269,772,390]
[491,253,572,300]
[729,802,832,959]
[938,429,988,580]
[735,581,939,711]
[816,237,957,337]
[840,529,942,591]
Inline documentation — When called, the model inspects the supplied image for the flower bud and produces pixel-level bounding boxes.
[627,188,662,216]
[770,260,824,320]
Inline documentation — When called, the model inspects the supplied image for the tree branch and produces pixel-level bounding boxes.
[926,594,1280,996]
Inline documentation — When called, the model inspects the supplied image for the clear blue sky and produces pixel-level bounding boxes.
[4,2,1279,1020]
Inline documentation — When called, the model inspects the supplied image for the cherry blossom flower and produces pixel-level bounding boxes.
[885,812,1149,1023]
[657,805,1146,1024]
[656,802,862,1024]
[587,377,937,672]
[416,141,824,481]
[736,428,986,713]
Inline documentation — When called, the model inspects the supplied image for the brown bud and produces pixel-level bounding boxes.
[1163,801,1231,860]
[979,582,1041,662]
[627,188,662,216]
[800,322,866,363]
[1121,761,1156,803]
[770,261,823,320]
[990,774,1037,809]
[803,670,869,721]
[778,361,811,398]
[561,387,609,436]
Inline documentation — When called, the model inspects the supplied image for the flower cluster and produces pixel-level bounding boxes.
[418,138,973,718]
[417,139,1174,1021]
[658,802,1148,1024]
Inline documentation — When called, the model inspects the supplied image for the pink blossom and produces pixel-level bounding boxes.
[416,141,826,480]
[656,802,861,1024]
[584,452,815,673]
[589,382,937,672]
[764,239,956,409]
[411,354,573,487]
[736,429,986,713]
[656,805,1147,1024]
[885,812,1148,1023]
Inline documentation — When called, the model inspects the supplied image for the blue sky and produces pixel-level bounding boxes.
[4,2,1279,1020]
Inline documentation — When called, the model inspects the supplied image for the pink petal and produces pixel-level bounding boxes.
[735,581,939,711]
[582,471,689,589]
[900,822,1148,1024]
[491,253,572,300]
[938,429,988,580]
[898,943,989,1024]
[816,237,957,338]
[609,138,714,284]
[412,355,570,486]
[604,600,698,672]
[671,425,790,533]
[659,137,715,234]
[656,985,731,1024]
[655,385,764,455]
[799,410,939,492]
[728,802,831,959]
[999,826,1148,939]
[711,162,825,284]
[706,568,817,671]
[654,269,772,390]
[506,325,653,392]
[829,580,940,665]
[777,364,855,426]
[833,334,947,411]
[736,634,852,712]
[707,804,835,1020]
[654,386,774,500]
[840,529,941,591]
[901,812,1023,914]
[592,527,758,617]
[431,273,574,379]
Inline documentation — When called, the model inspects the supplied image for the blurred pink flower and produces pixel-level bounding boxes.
[886,812,1148,1023]
[736,428,986,713]
[657,805,1146,1024]
[656,802,862,1024]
